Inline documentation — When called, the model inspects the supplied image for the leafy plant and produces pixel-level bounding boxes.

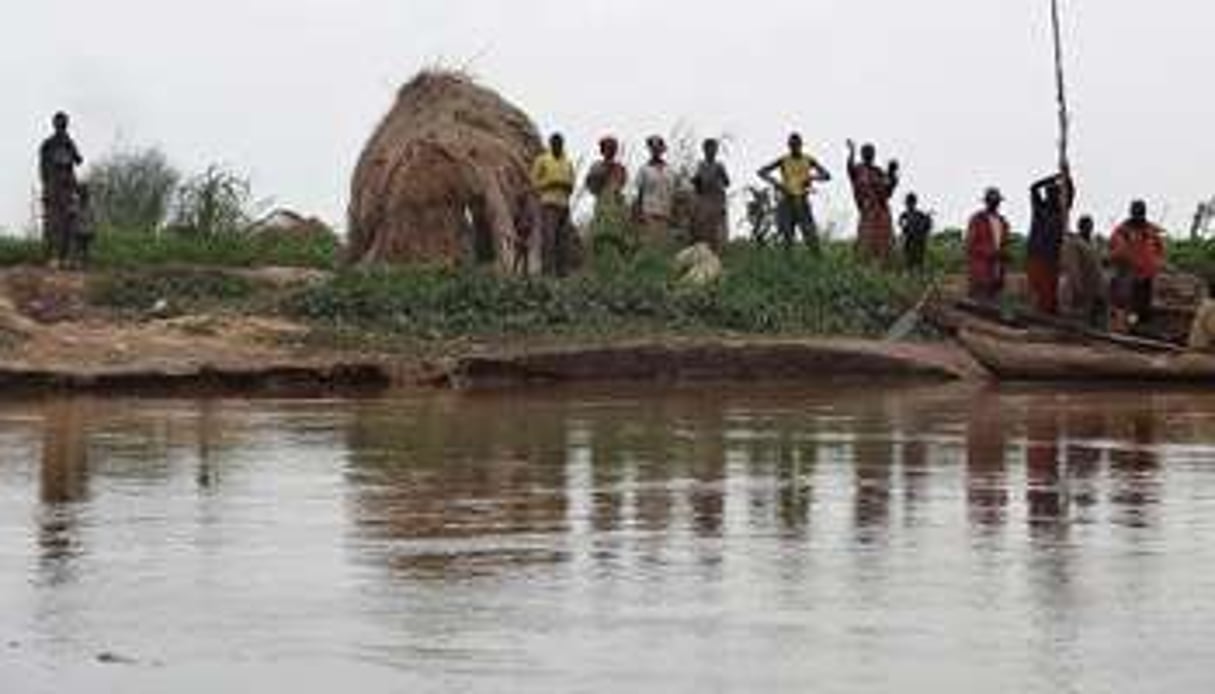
[171,165,258,237]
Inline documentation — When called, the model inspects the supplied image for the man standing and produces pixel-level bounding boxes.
[847,140,899,262]
[585,136,629,237]
[758,133,831,254]
[634,136,677,245]
[898,193,933,272]
[39,111,83,268]
[531,133,576,276]
[1026,169,1075,314]
[1109,200,1166,331]
[690,138,731,253]
[966,188,1012,301]
[1060,215,1106,327]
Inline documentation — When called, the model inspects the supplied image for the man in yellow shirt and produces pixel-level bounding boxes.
[531,133,577,276]
[758,133,832,254]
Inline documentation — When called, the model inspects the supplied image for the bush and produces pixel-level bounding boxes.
[84,148,180,234]
[171,166,258,237]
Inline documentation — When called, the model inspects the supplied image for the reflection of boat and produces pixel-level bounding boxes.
[942,301,1215,383]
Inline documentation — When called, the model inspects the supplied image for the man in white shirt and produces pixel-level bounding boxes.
[634,136,677,245]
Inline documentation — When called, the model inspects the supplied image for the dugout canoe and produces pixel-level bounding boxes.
[957,325,1215,383]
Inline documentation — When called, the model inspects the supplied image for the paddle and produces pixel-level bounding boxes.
[884,283,936,342]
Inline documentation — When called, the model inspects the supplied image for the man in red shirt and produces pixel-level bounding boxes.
[966,188,1012,301]
[1109,200,1166,331]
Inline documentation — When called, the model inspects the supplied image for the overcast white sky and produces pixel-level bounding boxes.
[3,0,1213,236]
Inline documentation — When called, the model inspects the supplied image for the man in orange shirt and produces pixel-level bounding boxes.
[1109,200,1166,331]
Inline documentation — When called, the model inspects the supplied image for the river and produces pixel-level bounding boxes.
[1,384,1214,692]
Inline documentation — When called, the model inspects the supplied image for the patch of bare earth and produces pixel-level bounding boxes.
[0,267,386,389]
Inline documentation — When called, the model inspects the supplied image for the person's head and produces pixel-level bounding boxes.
[984,187,1004,211]
[52,111,69,133]
[787,133,803,156]
[599,136,618,160]
[702,138,719,162]
[861,143,876,165]
[646,136,666,160]
[1130,200,1148,224]
[1078,215,1095,241]
[548,133,565,157]
[905,192,919,210]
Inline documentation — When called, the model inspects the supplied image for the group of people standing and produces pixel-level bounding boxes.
[964,168,1166,332]
[529,131,935,276]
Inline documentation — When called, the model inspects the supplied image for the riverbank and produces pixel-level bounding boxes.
[0,260,984,394]
[0,239,990,394]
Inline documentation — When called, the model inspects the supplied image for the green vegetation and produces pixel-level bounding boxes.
[92,231,337,270]
[0,231,336,271]
[1168,238,1215,281]
[84,148,180,234]
[84,147,266,237]
[88,267,258,314]
[285,244,929,341]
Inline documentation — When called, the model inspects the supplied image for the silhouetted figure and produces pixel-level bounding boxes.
[898,192,933,271]
[758,133,832,254]
[1026,168,1075,314]
[38,112,83,268]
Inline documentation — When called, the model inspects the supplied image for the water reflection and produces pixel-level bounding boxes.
[6,387,1215,691]
[38,398,91,585]
[342,384,1186,585]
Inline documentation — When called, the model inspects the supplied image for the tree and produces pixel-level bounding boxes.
[83,148,180,234]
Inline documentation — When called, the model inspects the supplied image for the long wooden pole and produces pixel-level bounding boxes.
[1051,0,1070,170]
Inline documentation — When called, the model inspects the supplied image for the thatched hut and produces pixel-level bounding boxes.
[347,71,543,271]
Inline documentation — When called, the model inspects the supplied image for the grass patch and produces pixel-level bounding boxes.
[0,237,43,267]
[87,267,259,314]
[91,231,338,270]
[0,231,338,271]
[284,244,929,341]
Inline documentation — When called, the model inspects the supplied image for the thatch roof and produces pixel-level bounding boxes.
[346,71,543,270]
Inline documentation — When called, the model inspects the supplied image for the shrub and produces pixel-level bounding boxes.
[84,148,180,234]
[171,166,258,237]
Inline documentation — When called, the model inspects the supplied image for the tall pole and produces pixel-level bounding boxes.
[1051,0,1070,171]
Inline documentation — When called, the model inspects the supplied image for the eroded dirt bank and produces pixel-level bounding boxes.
[0,267,985,394]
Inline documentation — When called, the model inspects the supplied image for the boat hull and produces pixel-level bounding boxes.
[959,329,1215,383]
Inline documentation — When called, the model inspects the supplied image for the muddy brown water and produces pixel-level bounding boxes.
[2,384,1214,692]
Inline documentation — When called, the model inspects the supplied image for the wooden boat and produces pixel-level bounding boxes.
[947,302,1215,383]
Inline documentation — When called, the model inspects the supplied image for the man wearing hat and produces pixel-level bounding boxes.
[966,187,1012,301]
